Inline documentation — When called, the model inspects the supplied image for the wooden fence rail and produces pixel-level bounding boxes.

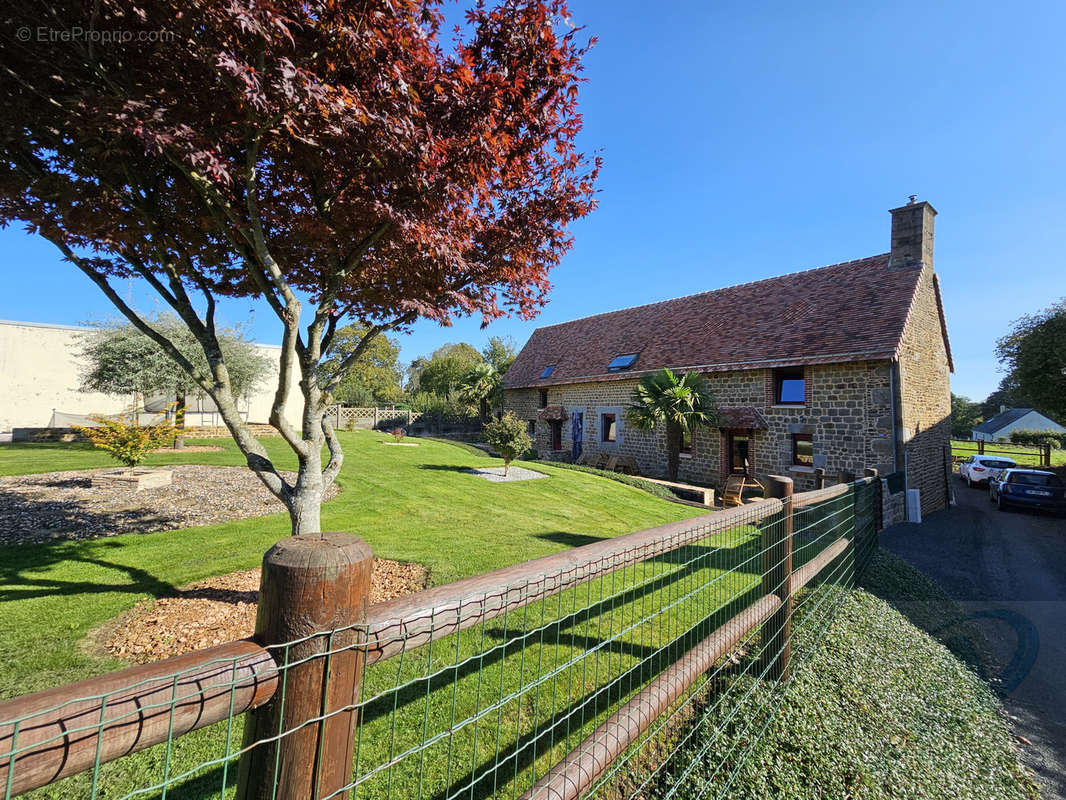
[950,438,1053,467]
[0,477,880,800]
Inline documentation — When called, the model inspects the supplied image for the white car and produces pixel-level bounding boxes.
[959,454,1016,487]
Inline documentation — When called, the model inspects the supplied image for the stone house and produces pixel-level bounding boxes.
[503,201,954,515]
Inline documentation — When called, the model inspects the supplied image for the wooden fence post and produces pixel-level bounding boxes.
[1044,443,1052,468]
[978,439,985,455]
[760,475,793,682]
[814,467,825,490]
[236,533,373,800]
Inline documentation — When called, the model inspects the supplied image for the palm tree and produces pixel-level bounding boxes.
[458,363,502,420]
[626,369,718,481]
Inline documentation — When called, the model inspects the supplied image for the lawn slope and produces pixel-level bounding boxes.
[0,431,700,698]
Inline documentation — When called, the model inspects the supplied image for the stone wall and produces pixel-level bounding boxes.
[896,265,953,515]
[505,359,894,493]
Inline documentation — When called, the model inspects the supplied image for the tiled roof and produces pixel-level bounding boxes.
[717,406,769,430]
[505,254,932,389]
[973,408,1038,434]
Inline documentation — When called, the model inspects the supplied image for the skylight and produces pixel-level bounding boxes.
[540,365,556,379]
[607,353,638,372]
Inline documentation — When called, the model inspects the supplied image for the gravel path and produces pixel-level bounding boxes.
[463,466,548,483]
[0,465,340,546]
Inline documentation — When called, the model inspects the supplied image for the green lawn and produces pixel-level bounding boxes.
[951,439,1066,467]
[3,432,740,799]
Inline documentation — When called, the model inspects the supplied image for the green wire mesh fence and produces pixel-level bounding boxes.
[0,476,882,800]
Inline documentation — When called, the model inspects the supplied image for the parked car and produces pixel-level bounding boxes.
[989,469,1066,514]
[959,455,1016,487]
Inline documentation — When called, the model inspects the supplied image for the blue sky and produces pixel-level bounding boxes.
[2,0,1064,401]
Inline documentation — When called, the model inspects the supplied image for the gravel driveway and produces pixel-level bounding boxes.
[882,479,1066,799]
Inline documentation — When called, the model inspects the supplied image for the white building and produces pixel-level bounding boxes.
[971,407,1066,442]
[0,319,301,433]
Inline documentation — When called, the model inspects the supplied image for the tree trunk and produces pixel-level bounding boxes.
[666,423,680,482]
[288,449,324,535]
[173,392,186,449]
[480,397,489,421]
[289,490,323,535]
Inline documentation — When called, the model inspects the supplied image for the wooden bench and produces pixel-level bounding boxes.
[604,455,640,475]
[640,476,715,506]
[577,452,610,469]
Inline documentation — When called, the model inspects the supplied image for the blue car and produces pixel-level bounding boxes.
[989,469,1066,515]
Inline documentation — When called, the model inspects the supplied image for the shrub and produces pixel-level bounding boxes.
[1008,429,1063,449]
[482,412,532,476]
[73,414,177,467]
[389,426,407,442]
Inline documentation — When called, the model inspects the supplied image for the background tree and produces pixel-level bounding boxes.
[626,369,718,482]
[995,298,1066,422]
[0,0,598,535]
[458,362,502,420]
[320,324,404,406]
[482,412,532,476]
[950,393,983,439]
[482,336,518,374]
[981,375,1019,422]
[412,343,486,397]
[79,316,271,447]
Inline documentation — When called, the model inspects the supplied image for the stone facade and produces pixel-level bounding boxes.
[506,359,896,494]
[896,265,953,515]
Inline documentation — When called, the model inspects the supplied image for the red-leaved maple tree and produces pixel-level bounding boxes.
[0,0,599,534]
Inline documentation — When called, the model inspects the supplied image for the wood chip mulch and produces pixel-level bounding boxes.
[103,559,428,664]
[0,465,340,546]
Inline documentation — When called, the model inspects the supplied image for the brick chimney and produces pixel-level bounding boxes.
[888,197,936,268]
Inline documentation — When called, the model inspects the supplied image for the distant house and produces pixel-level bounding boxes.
[972,408,1066,442]
[503,200,954,516]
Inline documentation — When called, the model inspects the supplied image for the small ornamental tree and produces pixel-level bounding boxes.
[0,0,599,535]
[74,414,177,468]
[482,412,532,476]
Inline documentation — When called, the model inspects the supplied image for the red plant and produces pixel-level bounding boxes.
[0,0,599,534]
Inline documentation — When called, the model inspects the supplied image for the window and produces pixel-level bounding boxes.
[680,428,692,454]
[607,353,639,372]
[538,389,548,408]
[540,365,556,379]
[550,420,563,451]
[601,413,617,443]
[792,433,813,466]
[527,420,536,436]
[774,367,805,405]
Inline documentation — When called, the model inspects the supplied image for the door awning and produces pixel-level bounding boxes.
[717,406,769,430]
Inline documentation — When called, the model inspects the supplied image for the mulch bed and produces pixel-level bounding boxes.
[104,560,428,664]
[0,465,340,546]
